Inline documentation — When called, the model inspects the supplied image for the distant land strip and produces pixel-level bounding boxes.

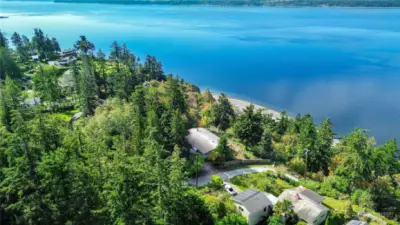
[53,0,400,7]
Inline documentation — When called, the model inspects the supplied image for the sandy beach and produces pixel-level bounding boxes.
[212,94,281,120]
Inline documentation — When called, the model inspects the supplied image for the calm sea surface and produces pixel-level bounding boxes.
[1,1,400,143]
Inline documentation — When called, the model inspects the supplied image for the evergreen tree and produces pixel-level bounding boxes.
[165,75,188,114]
[213,135,233,162]
[131,86,146,154]
[0,110,50,224]
[211,94,234,131]
[0,30,8,48]
[169,109,188,148]
[11,32,22,47]
[233,104,264,149]
[51,38,61,52]
[21,35,30,47]
[109,41,121,71]
[16,44,30,63]
[0,47,22,80]
[335,129,375,186]
[0,77,24,130]
[309,119,333,174]
[96,49,108,97]
[74,35,95,55]
[142,55,165,81]
[276,111,290,137]
[256,128,274,158]
[373,138,399,177]
[32,28,46,59]
[79,57,98,116]
[34,67,62,104]
[202,88,215,103]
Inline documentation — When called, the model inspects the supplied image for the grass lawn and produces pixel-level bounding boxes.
[323,197,399,225]
[55,108,79,121]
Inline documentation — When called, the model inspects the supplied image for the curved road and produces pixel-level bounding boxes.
[188,163,275,186]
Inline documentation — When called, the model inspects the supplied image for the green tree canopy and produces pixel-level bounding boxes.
[212,93,234,131]
[233,104,264,148]
[0,47,22,80]
[217,213,248,225]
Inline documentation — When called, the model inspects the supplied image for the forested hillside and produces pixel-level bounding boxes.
[0,28,399,225]
[53,0,400,7]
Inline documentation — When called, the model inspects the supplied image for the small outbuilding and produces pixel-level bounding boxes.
[186,128,219,157]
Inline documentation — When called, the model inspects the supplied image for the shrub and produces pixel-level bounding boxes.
[207,151,220,163]
[319,182,340,198]
[210,175,224,190]
[300,179,320,191]
[268,216,284,225]
[204,195,226,219]
[344,201,355,221]
[217,214,248,225]
[309,171,325,182]
[272,143,289,163]
[351,189,374,209]
[325,175,349,193]
[297,222,308,225]
[324,211,345,225]
[289,157,306,175]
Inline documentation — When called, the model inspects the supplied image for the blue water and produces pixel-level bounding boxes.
[1,1,400,143]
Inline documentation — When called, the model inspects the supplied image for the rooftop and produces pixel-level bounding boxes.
[346,220,368,225]
[233,188,274,214]
[300,189,325,203]
[186,128,219,155]
[278,187,329,224]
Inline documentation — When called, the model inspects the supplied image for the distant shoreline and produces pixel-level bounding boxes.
[52,0,400,7]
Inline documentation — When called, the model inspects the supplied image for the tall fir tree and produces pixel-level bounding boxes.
[79,57,98,116]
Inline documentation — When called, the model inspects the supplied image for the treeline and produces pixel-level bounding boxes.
[54,0,400,7]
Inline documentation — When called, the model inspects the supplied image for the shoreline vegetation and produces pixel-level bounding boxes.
[53,0,400,7]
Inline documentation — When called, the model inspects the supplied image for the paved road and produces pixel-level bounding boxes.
[189,165,275,186]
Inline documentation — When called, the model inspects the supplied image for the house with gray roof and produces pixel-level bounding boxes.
[278,186,329,225]
[233,188,276,225]
[186,128,219,156]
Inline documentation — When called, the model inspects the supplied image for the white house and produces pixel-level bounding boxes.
[186,128,219,157]
[233,188,277,225]
[278,186,329,225]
